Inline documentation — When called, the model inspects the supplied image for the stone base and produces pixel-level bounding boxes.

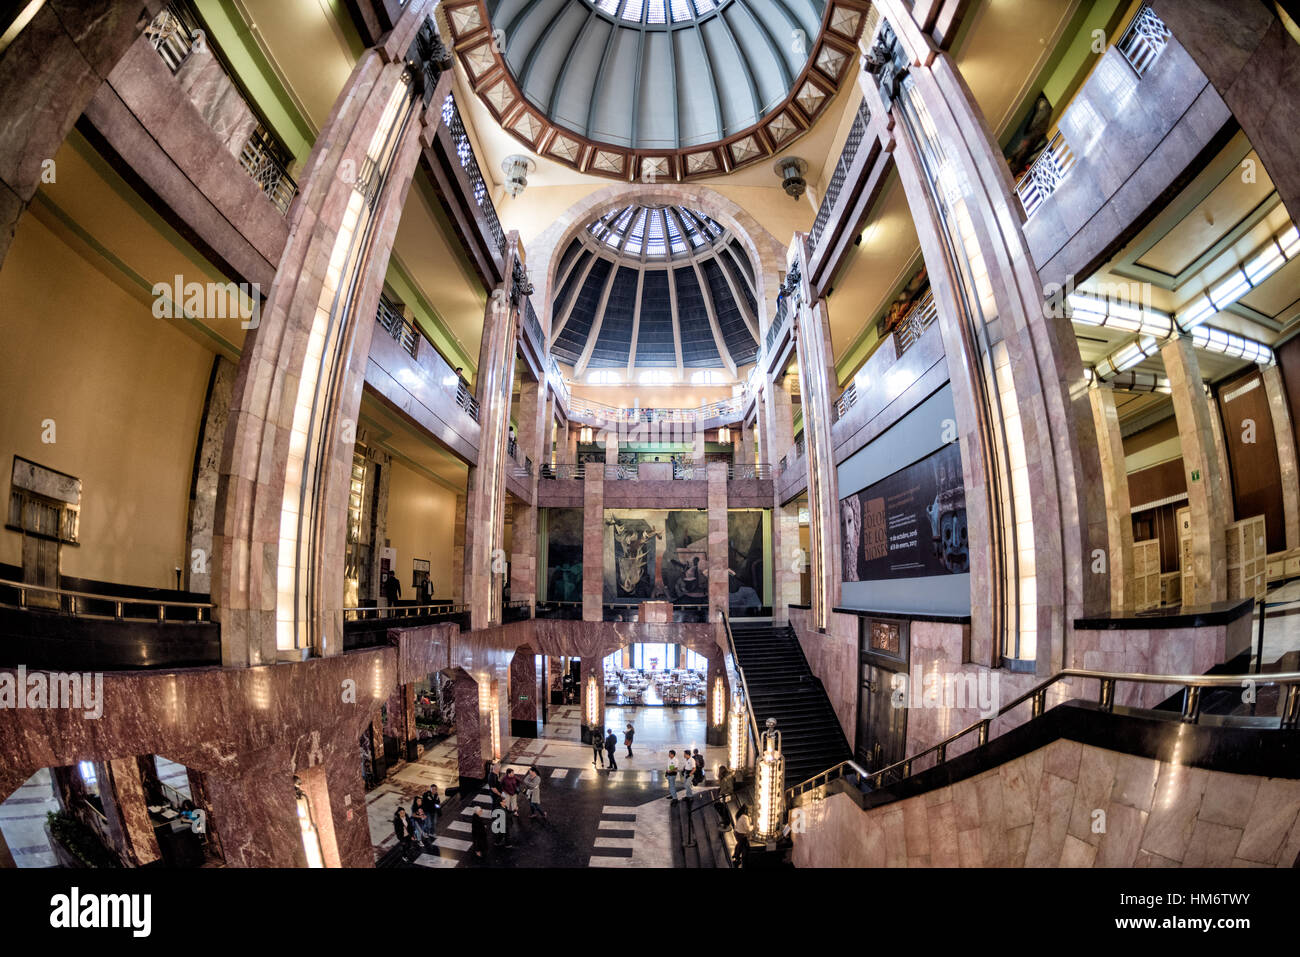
[511,719,539,739]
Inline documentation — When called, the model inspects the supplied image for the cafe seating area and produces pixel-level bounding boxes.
[605,668,705,707]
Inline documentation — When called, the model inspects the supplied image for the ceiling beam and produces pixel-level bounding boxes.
[627,267,646,373]
[550,254,598,346]
[691,26,726,143]
[714,242,760,341]
[574,262,622,376]
[666,266,685,375]
[690,260,738,378]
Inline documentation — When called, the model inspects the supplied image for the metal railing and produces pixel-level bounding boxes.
[727,463,771,480]
[720,611,762,772]
[1014,131,1077,219]
[567,395,745,424]
[539,463,585,480]
[606,463,638,480]
[503,599,533,621]
[891,289,938,358]
[376,297,420,359]
[0,579,213,622]
[440,93,507,257]
[1117,3,1171,78]
[673,462,702,480]
[834,382,858,421]
[343,602,469,623]
[455,382,480,421]
[809,100,871,252]
[548,356,570,406]
[787,665,1300,802]
[521,298,545,354]
[145,3,297,216]
[765,296,789,356]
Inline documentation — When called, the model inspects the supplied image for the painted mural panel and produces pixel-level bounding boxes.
[544,508,583,602]
[840,443,967,583]
[727,510,765,612]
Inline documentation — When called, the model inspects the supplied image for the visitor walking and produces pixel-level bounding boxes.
[733,804,752,867]
[471,806,489,863]
[591,724,605,767]
[717,766,735,830]
[383,570,401,607]
[624,721,635,758]
[604,728,619,770]
[666,750,680,801]
[692,748,705,785]
[523,766,548,821]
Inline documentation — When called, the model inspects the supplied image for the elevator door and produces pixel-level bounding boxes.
[856,661,907,772]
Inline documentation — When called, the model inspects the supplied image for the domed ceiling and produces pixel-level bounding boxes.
[549,204,759,376]
[441,0,870,180]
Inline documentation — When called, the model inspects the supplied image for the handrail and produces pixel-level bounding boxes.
[342,603,469,622]
[719,611,762,767]
[809,99,871,253]
[439,93,507,258]
[0,578,213,621]
[567,396,745,424]
[787,665,1300,800]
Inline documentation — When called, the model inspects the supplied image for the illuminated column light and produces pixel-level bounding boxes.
[755,718,785,840]
[294,778,325,868]
[711,675,725,727]
[586,675,600,728]
[275,73,412,652]
[728,690,748,770]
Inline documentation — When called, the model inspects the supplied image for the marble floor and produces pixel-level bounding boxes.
[0,769,60,867]
[366,704,722,867]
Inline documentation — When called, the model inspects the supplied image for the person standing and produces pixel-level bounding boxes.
[470,805,489,863]
[666,750,680,802]
[732,804,752,867]
[691,748,705,786]
[604,728,618,771]
[423,785,441,832]
[383,570,401,607]
[716,766,735,830]
[624,721,635,759]
[523,766,548,821]
[392,807,415,861]
[681,745,695,801]
[591,724,605,768]
[501,768,520,817]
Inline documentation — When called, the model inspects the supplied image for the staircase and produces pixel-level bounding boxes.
[729,620,853,788]
[669,793,732,868]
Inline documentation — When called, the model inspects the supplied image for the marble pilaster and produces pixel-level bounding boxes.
[185,357,236,594]
[1162,336,1230,603]
[1261,366,1300,549]
[1089,387,1135,613]
[452,492,467,602]
[102,757,161,867]
[772,499,803,623]
[582,475,605,621]
[707,462,730,615]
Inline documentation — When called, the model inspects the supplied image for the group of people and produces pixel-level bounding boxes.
[590,722,634,769]
[469,761,548,864]
[391,785,443,861]
[664,747,706,801]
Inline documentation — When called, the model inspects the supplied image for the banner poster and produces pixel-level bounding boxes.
[840,442,967,583]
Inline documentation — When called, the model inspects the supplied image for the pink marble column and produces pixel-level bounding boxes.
[1161,336,1230,603]
[102,758,161,867]
[765,374,797,465]
[212,5,439,665]
[1090,387,1135,612]
[604,428,620,465]
[452,492,467,602]
[582,475,605,621]
[862,3,1109,673]
[510,648,539,737]
[707,462,730,616]
[1262,366,1300,549]
[772,500,803,623]
[792,255,842,631]
[449,672,483,780]
[579,658,606,743]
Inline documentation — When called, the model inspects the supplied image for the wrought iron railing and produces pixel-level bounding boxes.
[145,3,297,216]
[794,431,806,459]
[456,382,480,421]
[539,463,585,480]
[891,289,938,358]
[809,100,871,252]
[548,356,570,406]
[727,463,771,480]
[1117,3,1171,78]
[1014,131,1077,219]
[440,93,507,257]
[765,296,789,355]
[376,297,420,359]
[834,382,858,421]
[521,298,544,354]
[343,602,469,622]
[567,395,745,424]
[673,462,702,480]
[606,463,638,480]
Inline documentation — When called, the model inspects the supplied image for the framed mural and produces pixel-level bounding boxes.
[543,508,583,602]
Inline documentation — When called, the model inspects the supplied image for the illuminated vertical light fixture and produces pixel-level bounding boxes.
[586,675,600,728]
[490,682,501,760]
[711,675,725,726]
[717,426,731,444]
[728,690,748,770]
[275,71,413,652]
[293,776,325,868]
[579,426,594,444]
[755,718,785,840]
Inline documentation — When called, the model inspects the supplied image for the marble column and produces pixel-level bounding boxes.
[449,672,483,784]
[212,4,440,665]
[579,658,606,744]
[767,374,797,465]
[510,649,539,737]
[1262,366,1300,549]
[693,427,706,463]
[511,500,538,608]
[707,462,730,616]
[201,745,305,867]
[792,270,842,632]
[772,499,803,623]
[1162,336,1230,603]
[101,758,160,867]
[185,767,224,862]
[185,356,236,594]
[1089,387,1135,613]
[862,3,1109,673]
[0,0,164,271]
[464,239,526,630]
[452,492,467,602]
[582,475,605,621]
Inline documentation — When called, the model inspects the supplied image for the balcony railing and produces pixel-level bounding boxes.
[765,296,789,355]
[1117,3,1172,78]
[455,382,480,421]
[145,3,298,216]
[727,463,771,480]
[548,356,570,406]
[891,289,938,359]
[834,382,858,421]
[606,463,638,480]
[0,579,213,623]
[440,93,507,258]
[809,100,871,252]
[540,463,585,480]
[1014,131,1077,219]
[521,298,544,353]
[567,395,745,424]
[376,297,420,359]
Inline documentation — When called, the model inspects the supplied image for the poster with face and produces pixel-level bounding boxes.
[839,442,967,582]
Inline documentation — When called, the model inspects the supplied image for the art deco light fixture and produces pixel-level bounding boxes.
[293,776,325,868]
[586,675,600,728]
[755,718,785,840]
[501,154,536,198]
[711,675,725,727]
[717,426,731,444]
[728,690,748,770]
[579,426,594,444]
[773,156,808,200]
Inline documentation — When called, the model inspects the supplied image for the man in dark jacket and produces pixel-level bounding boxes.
[604,728,618,771]
[470,806,489,863]
[383,570,401,606]
[392,807,415,861]
[591,724,605,767]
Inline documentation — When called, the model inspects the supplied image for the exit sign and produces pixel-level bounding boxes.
[1190,469,1200,481]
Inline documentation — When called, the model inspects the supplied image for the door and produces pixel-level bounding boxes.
[856,661,907,773]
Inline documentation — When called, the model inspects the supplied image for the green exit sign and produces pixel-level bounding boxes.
[1191,469,1201,481]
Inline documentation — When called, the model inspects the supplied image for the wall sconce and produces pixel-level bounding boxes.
[755,718,785,840]
[579,426,594,444]
[293,776,325,869]
[728,690,748,771]
[717,426,731,444]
